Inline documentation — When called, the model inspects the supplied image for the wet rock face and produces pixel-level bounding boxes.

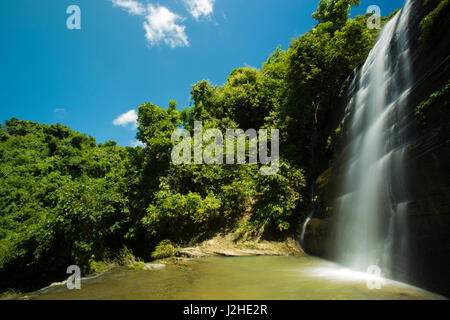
[301,218,332,258]
[303,0,450,296]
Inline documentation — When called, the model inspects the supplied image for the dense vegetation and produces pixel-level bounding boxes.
[420,0,449,43]
[0,0,396,292]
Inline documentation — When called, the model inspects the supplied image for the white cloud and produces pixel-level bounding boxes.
[54,108,65,113]
[113,109,138,129]
[130,140,145,147]
[143,5,189,48]
[110,1,189,48]
[110,0,146,15]
[184,0,215,20]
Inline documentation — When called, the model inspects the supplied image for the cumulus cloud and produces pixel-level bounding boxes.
[110,1,189,48]
[110,0,146,15]
[130,140,145,147]
[143,4,189,48]
[113,109,138,129]
[184,0,215,19]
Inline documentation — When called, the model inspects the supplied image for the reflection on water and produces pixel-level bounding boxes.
[27,256,443,300]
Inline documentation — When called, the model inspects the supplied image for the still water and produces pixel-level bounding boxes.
[27,256,442,300]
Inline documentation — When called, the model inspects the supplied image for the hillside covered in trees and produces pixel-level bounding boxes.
[0,0,428,293]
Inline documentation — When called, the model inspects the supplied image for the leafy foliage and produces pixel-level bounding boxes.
[415,80,450,124]
[151,240,179,259]
[420,0,450,43]
[0,119,130,290]
[142,187,221,242]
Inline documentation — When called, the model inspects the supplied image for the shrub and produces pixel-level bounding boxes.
[249,161,307,236]
[151,240,179,259]
[141,184,221,242]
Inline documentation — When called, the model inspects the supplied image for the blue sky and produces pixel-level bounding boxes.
[0,0,406,146]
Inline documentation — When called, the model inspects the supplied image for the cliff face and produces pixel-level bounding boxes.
[302,0,450,296]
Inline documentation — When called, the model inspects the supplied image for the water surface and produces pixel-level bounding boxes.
[27,256,443,300]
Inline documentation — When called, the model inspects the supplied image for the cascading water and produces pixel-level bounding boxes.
[333,0,414,278]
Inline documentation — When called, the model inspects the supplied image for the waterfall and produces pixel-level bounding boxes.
[333,0,414,278]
